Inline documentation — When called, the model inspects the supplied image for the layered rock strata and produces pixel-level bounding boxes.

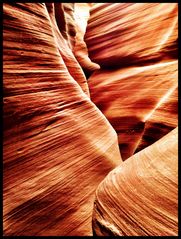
[85,3,178,160]
[92,127,178,236]
[85,3,178,236]
[3,2,178,237]
[3,3,121,236]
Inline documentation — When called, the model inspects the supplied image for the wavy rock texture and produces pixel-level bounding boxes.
[85,3,178,236]
[88,62,178,160]
[73,3,100,74]
[85,3,178,160]
[51,3,99,75]
[85,3,178,67]
[3,3,122,236]
[3,2,178,237]
[92,127,178,236]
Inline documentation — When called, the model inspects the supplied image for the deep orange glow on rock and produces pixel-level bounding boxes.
[3,2,178,236]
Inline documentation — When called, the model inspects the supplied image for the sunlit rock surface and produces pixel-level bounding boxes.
[85,3,178,68]
[92,127,178,236]
[88,62,178,160]
[85,3,178,236]
[3,2,178,237]
[73,3,100,73]
[85,3,178,160]
[3,3,121,236]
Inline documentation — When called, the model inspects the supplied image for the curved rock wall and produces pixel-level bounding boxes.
[92,127,178,236]
[85,3,178,236]
[85,3,178,160]
[85,3,178,67]
[3,2,178,237]
[3,3,121,236]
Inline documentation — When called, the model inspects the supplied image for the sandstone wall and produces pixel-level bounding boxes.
[3,3,178,236]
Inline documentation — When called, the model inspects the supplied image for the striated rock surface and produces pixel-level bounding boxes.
[85,3,178,160]
[51,3,99,75]
[3,2,178,237]
[92,127,178,236]
[3,3,122,236]
[88,62,178,160]
[86,3,178,236]
[73,3,100,74]
[135,86,178,153]
[85,3,178,68]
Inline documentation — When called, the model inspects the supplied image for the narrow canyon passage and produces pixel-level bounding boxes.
[3,3,178,236]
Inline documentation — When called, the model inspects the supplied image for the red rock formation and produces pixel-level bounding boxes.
[85,3,178,160]
[85,3,178,236]
[136,86,178,152]
[73,3,100,73]
[3,2,178,237]
[85,3,178,67]
[3,3,121,236]
[88,61,178,160]
[92,127,178,236]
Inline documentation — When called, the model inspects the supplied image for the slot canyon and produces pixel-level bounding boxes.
[3,2,178,236]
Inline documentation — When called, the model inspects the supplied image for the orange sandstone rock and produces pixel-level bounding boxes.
[3,2,178,237]
[86,3,178,160]
[92,127,178,236]
[3,3,121,236]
